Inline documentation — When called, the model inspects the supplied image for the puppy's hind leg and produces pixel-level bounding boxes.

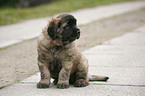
[53,79,58,85]
[74,59,89,87]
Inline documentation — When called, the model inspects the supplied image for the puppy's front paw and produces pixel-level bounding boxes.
[74,79,88,87]
[57,83,69,89]
[37,82,50,89]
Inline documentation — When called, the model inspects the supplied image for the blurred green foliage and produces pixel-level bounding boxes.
[0,0,136,25]
[0,0,54,8]
[0,0,19,7]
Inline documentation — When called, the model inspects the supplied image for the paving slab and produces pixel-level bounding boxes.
[85,25,145,86]
[0,1,145,48]
[89,67,145,86]
[84,46,145,67]
[83,25,145,67]
[0,84,144,96]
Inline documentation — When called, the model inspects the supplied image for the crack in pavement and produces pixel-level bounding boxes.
[90,83,145,87]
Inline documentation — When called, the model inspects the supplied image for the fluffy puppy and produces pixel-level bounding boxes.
[37,14,109,89]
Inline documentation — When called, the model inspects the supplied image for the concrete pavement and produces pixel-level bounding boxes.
[0,24,145,96]
[0,1,145,48]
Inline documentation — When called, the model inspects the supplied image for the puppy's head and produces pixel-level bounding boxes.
[47,14,80,45]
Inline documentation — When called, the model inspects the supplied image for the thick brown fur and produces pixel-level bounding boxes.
[37,14,109,89]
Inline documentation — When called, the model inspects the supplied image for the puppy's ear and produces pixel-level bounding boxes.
[47,18,61,40]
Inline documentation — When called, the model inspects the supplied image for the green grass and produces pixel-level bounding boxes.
[0,0,137,26]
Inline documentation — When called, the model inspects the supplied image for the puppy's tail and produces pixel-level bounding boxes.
[88,75,109,81]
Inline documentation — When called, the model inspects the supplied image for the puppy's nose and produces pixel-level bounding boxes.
[76,29,80,34]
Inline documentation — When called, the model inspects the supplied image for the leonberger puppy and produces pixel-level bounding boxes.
[37,14,109,89]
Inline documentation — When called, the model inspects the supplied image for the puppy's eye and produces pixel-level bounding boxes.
[63,26,69,29]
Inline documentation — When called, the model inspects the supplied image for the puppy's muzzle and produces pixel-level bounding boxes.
[76,29,80,34]
[76,29,80,39]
